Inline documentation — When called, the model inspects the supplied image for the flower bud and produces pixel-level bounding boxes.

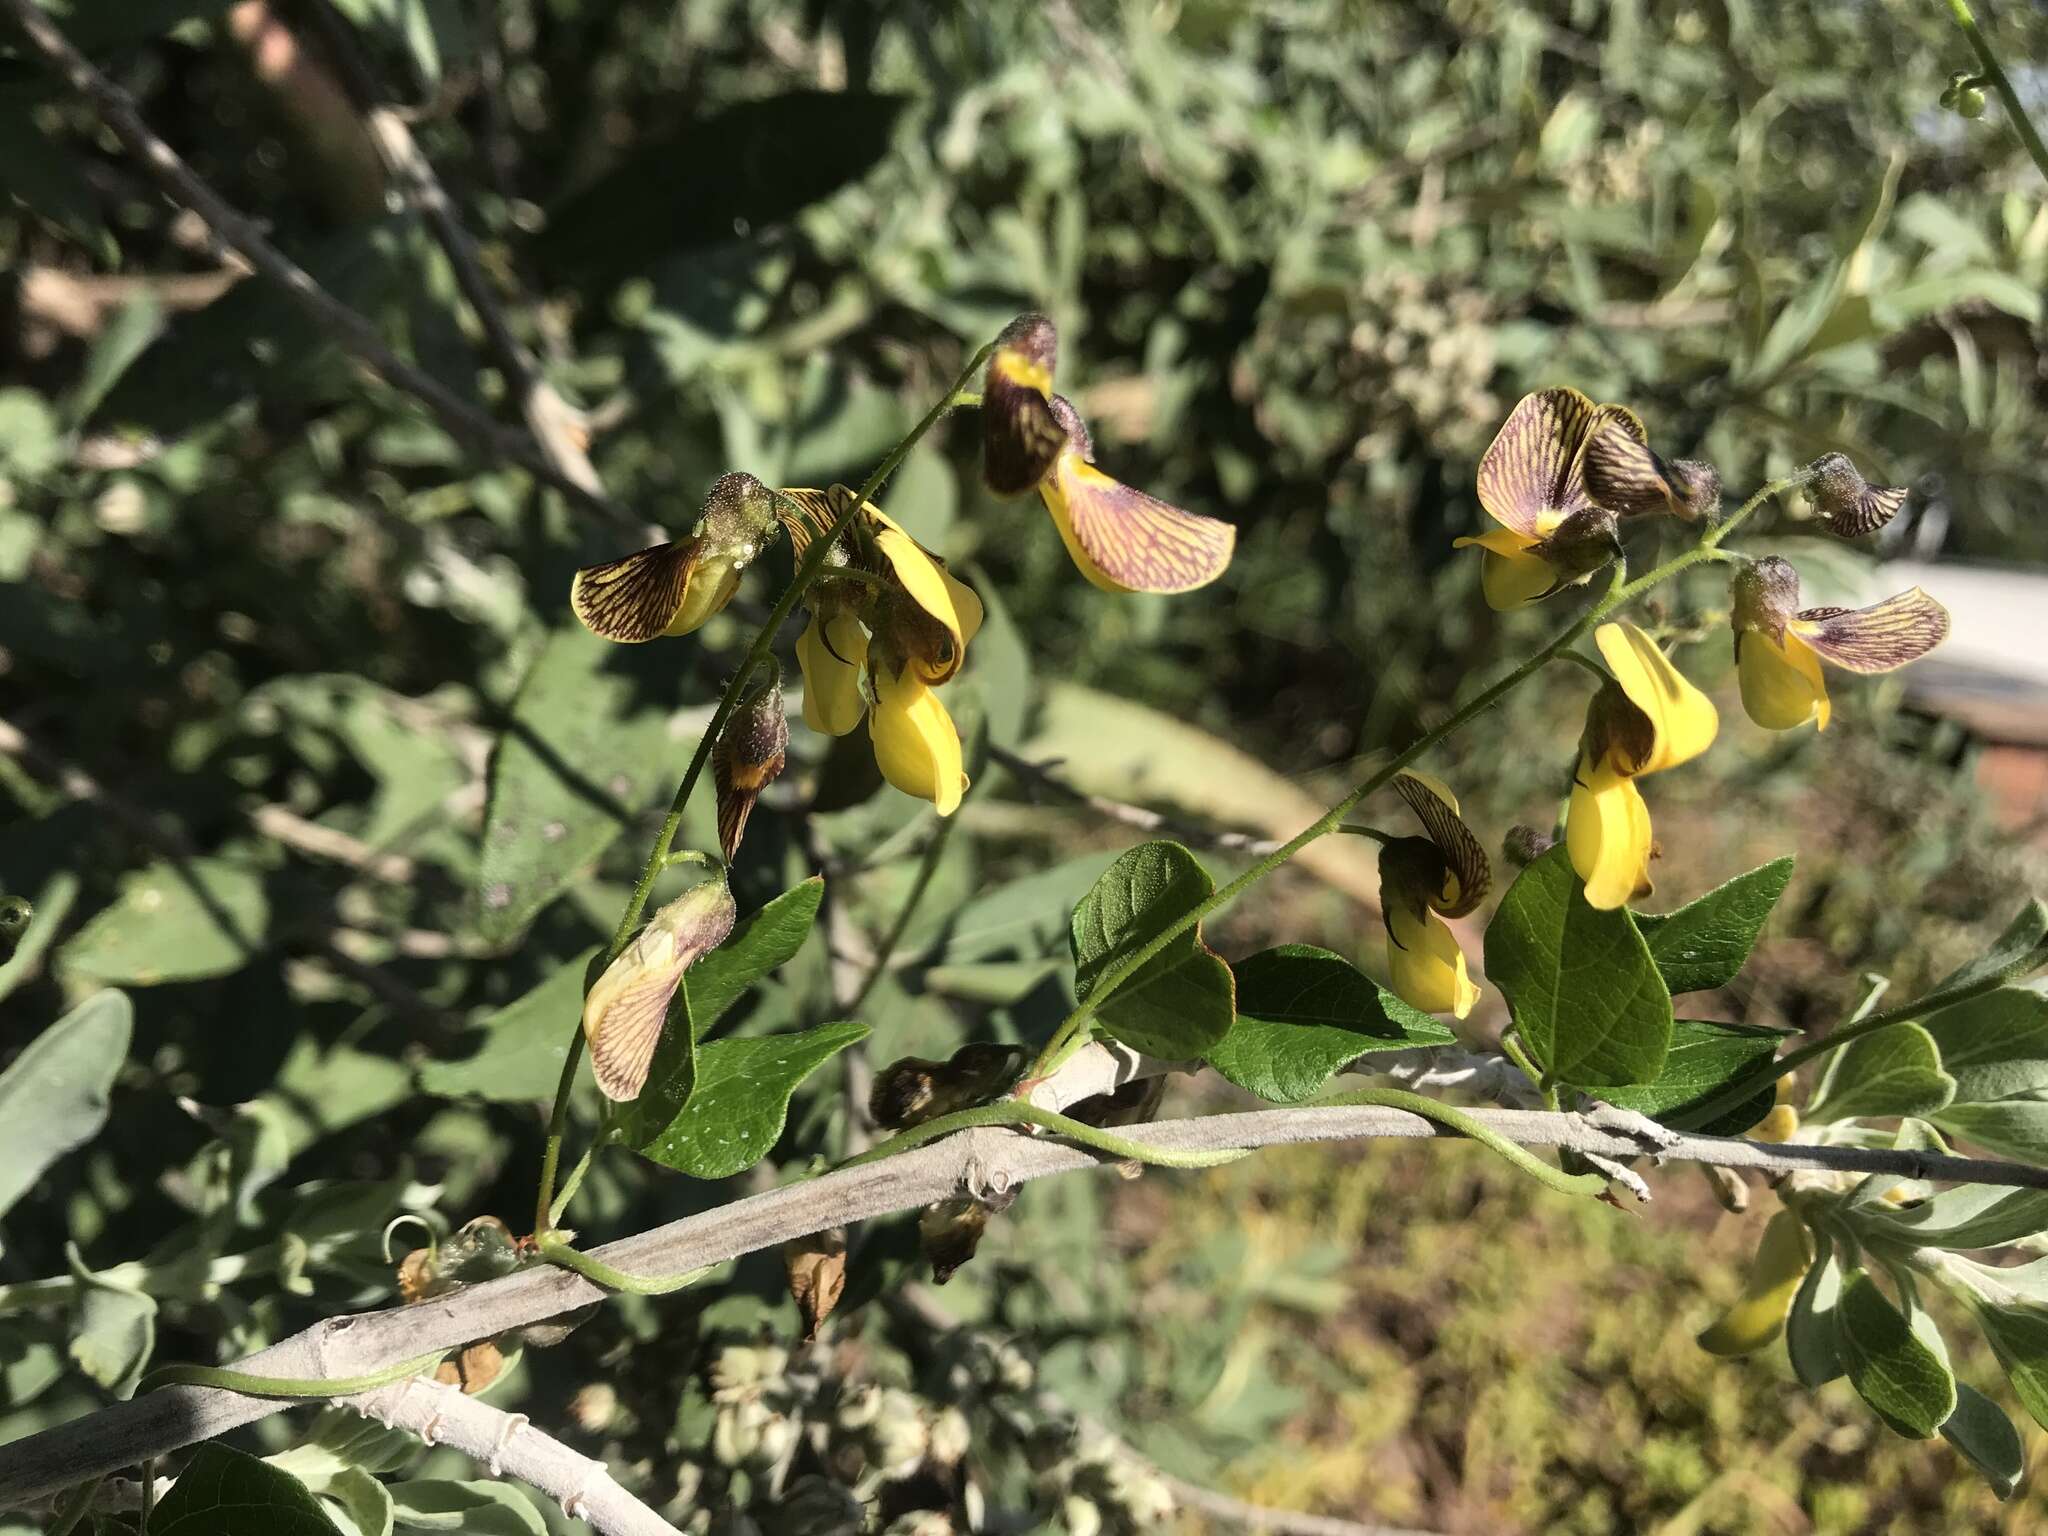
[920,1196,995,1285]
[1501,825,1557,867]
[784,1226,848,1344]
[714,679,789,863]
[582,878,736,1100]
[568,1382,619,1433]
[1668,459,1722,522]
[1944,72,1988,118]
[1527,505,1621,591]
[928,1405,972,1467]
[1806,452,1907,538]
[982,313,1068,496]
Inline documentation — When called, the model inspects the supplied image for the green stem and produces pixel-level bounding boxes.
[531,340,997,1234]
[47,1476,102,1536]
[534,1233,715,1295]
[1021,471,1808,1084]
[837,1101,1250,1171]
[1336,822,1398,843]
[1944,0,2048,186]
[1498,1030,1543,1088]
[1319,1087,1609,1197]
[139,1347,450,1399]
[548,1141,600,1230]
[1678,961,2033,1130]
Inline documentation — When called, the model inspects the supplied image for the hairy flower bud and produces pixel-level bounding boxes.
[1668,459,1722,522]
[1527,505,1622,591]
[714,678,789,863]
[582,878,736,1100]
[1806,452,1907,538]
[1730,554,1802,642]
[1501,825,1558,867]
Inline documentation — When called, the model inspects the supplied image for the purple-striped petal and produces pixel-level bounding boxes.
[1790,589,1950,674]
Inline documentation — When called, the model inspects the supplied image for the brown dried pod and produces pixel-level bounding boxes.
[784,1227,849,1343]
[869,1041,1026,1130]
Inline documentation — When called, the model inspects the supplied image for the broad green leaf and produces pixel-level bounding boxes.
[1923,984,2048,1104]
[1631,857,1793,995]
[1836,1269,1956,1438]
[1804,1021,1954,1124]
[618,878,826,1146]
[1974,1301,2048,1432]
[1603,1018,1787,1134]
[150,1444,340,1536]
[474,626,673,945]
[316,1470,395,1536]
[65,1244,155,1398]
[1483,846,1672,1087]
[1787,1236,1844,1389]
[418,949,599,1104]
[1203,946,1454,1104]
[633,1021,867,1179]
[1942,1382,2026,1500]
[388,1479,547,1535]
[938,851,1121,964]
[61,858,269,985]
[0,990,131,1220]
[1070,841,1236,1059]
[1930,1100,2048,1164]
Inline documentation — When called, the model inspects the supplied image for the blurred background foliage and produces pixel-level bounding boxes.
[5,0,2048,1530]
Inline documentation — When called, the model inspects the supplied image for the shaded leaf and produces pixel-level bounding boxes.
[633,1021,868,1179]
[419,948,598,1103]
[1932,1100,2048,1164]
[1923,984,2048,1104]
[1483,846,1672,1087]
[65,1244,155,1398]
[1804,1021,1954,1124]
[1204,945,1454,1103]
[61,857,269,985]
[0,990,131,1220]
[1942,1382,2025,1500]
[1603,1018,1786,1134]
[150,1444,340,1536]
[1787,1234,1844,1389]
[1070,841,1235,1059]
[1975,1300,2048,1433]
[388,1480,546,1535]
[1836,1269,1956,1438]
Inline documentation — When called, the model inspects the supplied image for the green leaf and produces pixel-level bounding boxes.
[60,857,269,985]
[1602,1018,1787,1134]
[315,1470,396,1536]
[1974,1300,2048,1432]
[1836,1269,1957,1438]
[1941,1382,2026,1500]
[1070,841,1236,1059]
[1804,1021,1955,1124]
[474,626,673,945]
[1931,1100,2048,1164]
[1933,900,2048,997]
[0,990,131,1220]
[1630,857,1793,995]
[150,1444,341,1536]
[617,878,826,1145]
[1863,1185,2048,1251]
[388,1480,547,1535]
[1787,1236,1844,1389]
[64,1244,155,1398]
[1923,984,2048,1104]
[938,851,1122,964]
[418,948,599,1103]
[1203,946,1454,1104]
[632,1021,868,1179]
[1483,846,1672,1088]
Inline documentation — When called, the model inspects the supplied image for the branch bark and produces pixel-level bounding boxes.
[5,1096,2047,1508]
[0,0,635,533]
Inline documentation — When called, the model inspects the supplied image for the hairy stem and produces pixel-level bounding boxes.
[838,1102,1252,1171]
[532,342,996,1232]
[1318,1087,1609,1197]
[1943,0,2048,187]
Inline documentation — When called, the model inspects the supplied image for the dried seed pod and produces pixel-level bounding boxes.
[784,1226,848,1343]
[714,679,789,862]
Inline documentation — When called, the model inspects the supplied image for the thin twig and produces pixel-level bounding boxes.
[0,0,634,532]
[989,743,1283,856]
[301,0,607,500]
[6,1087,2048,1508]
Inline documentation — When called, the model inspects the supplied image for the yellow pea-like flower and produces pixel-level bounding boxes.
[1697,1209,1812,1357]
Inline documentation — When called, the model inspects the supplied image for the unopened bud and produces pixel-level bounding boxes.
[1668,459,1721,522]
[1109,1463,1176,1525]
[582,878,736,1100]
[1729,555,1801,641]
[1806,452,1907,538]
[715,679,789,863]
[1528,505,1621,591]
[568,1382,619,1433]
[982,314,1068,496]
[1501,825,1557,867]
[784,1226,848,1343]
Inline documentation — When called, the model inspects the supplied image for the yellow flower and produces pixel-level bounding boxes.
[1696,1210,1811,1357]
[1564,622,1718,910]
[570,473,779,641]
[1730,556,1950,733]
[981,313,1235,594]
[1377,770,1491,1020]
[779,486,978,816]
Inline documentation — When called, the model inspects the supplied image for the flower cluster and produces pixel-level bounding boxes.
[1383,397,1953,1023]
[567,316,1239,833]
